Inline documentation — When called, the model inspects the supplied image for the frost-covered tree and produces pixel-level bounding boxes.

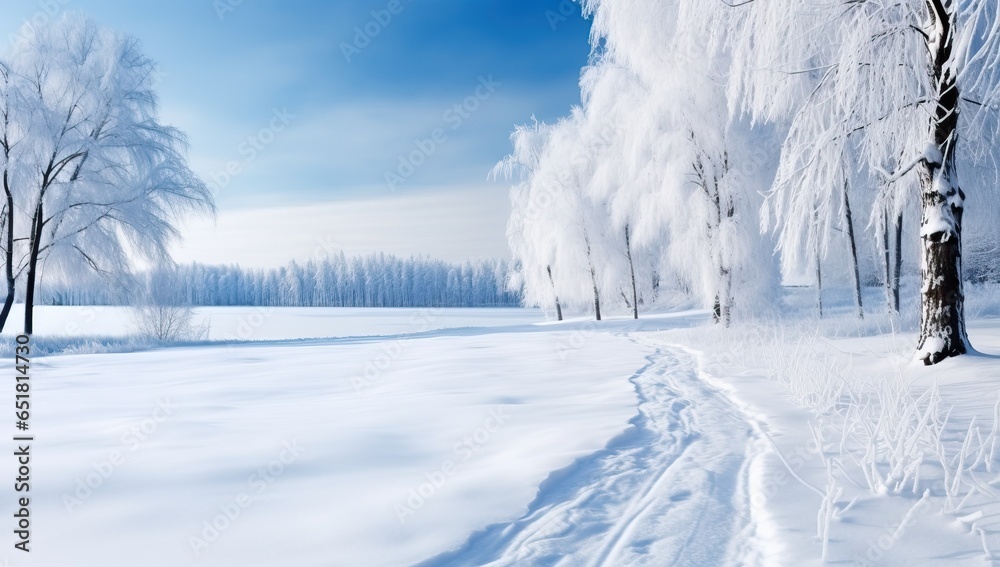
[7,14,213,333]
[496,120,566,319]
[537,111,614,321]
[718,0,1000,363]
[0,61,25,332]
[500,0,1000,356]
[578,64,658,320]
[498,111,623,321]
[498,0,779,323]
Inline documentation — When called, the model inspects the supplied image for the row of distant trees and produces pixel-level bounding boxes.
[498,0,1000,365]
[40,254,521,308]
[0,15,212,334]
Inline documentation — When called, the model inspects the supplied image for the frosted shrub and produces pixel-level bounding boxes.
[133,305,209,343]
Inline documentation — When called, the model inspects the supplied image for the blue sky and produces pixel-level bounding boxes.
[5,0,592,265]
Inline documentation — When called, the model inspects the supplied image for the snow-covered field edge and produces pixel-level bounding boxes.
[640,313,1000,566]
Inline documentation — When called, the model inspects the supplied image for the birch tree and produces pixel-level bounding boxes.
[0,61,24,332]
[495,121,568,319]
[582,0,780,323]
[9,14,213,333]
[499,0,780,322]
[719,0,1000,363]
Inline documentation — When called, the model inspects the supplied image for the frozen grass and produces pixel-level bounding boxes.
[966,282,1000,319]
[642,284,1000,564]
[0,335,157,357]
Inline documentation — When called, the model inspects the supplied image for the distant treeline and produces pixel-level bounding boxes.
[42,253,523,308]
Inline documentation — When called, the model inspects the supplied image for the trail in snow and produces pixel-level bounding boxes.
[416,346,760,567]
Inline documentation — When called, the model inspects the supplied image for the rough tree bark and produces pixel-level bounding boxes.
[916,0,969,364]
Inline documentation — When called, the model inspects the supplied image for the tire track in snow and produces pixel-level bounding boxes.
[414,346,760,567]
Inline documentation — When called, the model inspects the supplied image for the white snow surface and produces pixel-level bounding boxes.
[6,305,1000,566]
[1,305,543,341]
[418,346,758,567]
[11,309,710,567]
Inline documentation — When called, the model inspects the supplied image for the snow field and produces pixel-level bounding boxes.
[8,302,1000,566]
[13,319,655,567]
[0,305,544,342]
[420,346,757,567]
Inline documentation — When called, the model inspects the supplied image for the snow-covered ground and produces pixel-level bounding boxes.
[0,305,543,341]
[10,308,682,567]
[419,345,758,567]
[644,302,1000,566]
[6,303,1000,566]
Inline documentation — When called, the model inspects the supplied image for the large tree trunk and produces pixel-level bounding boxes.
[916,0,968,365]
[546,265,563,322]
[843,179,863,319]
[23,201,42,335]
[625,225,638,320]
